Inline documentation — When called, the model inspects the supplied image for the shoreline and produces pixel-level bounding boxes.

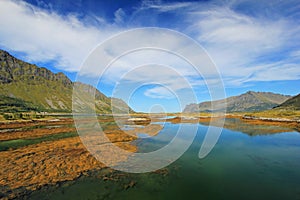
[242,115,300,123]
[0,116,167,199]
[0,114,299,199]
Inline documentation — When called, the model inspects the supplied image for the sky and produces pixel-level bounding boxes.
[0,0,300,112]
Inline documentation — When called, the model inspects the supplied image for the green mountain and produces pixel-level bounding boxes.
[0,95,42,113]
[274,94,300,110]
[0,49,133,114]
[183,91,291,113]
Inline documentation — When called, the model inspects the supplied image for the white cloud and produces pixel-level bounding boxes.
[184,2,300,85]
[246,63,300,82]
[133,0,300,85]
[0,0,299,101]
[289,50,300,60]
[0,0,120,71]
[140,1,193,12]
[144,86,175,99]
[114,8,126,24]
[78,29,221,99]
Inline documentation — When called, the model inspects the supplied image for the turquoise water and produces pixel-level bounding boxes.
[30,121,300,200]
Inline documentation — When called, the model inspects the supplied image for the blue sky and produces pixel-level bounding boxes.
[0,0,300,112]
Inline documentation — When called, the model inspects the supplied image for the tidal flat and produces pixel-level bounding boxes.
[0,115,300,200]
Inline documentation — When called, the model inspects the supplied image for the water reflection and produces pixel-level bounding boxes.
[28,117,300,200]
[199,117,297,136]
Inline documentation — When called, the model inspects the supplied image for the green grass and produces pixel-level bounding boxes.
[243,109,300,120]
[0,95,43,113]
[276,94,300,110]
[0,131,78,151]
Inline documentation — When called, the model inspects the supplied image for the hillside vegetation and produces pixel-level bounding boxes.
[274,94,300,110]
[0,50,133,115]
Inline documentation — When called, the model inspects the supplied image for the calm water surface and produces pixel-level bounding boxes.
[30,120,300,200]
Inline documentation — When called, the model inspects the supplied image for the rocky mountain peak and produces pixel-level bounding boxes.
[0,49,134,113]
[184,91,292,113]
[0,50,72,86]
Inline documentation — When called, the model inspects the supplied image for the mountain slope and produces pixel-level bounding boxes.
[184,91,291,113]
[0,95,42,113]
[274,94,300,110]
[0,50,133,113]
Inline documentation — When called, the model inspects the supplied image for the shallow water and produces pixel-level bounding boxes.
[29,121,300,200]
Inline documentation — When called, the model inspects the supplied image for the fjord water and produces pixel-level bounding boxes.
[30,120,300,200]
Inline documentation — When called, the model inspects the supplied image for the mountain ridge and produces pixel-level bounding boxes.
[0,49,133,114]
[184,91,292,113]
[274,93,300,110]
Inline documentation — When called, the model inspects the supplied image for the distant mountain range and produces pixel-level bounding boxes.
[0,50,133,113]
[1,49,298,114]
[274,94,300,110]
[184,91,292,113]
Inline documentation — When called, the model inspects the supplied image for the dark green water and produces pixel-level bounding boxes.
[29,121,300,200]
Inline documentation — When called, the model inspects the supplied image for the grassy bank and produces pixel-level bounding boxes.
[243,109,300,120]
